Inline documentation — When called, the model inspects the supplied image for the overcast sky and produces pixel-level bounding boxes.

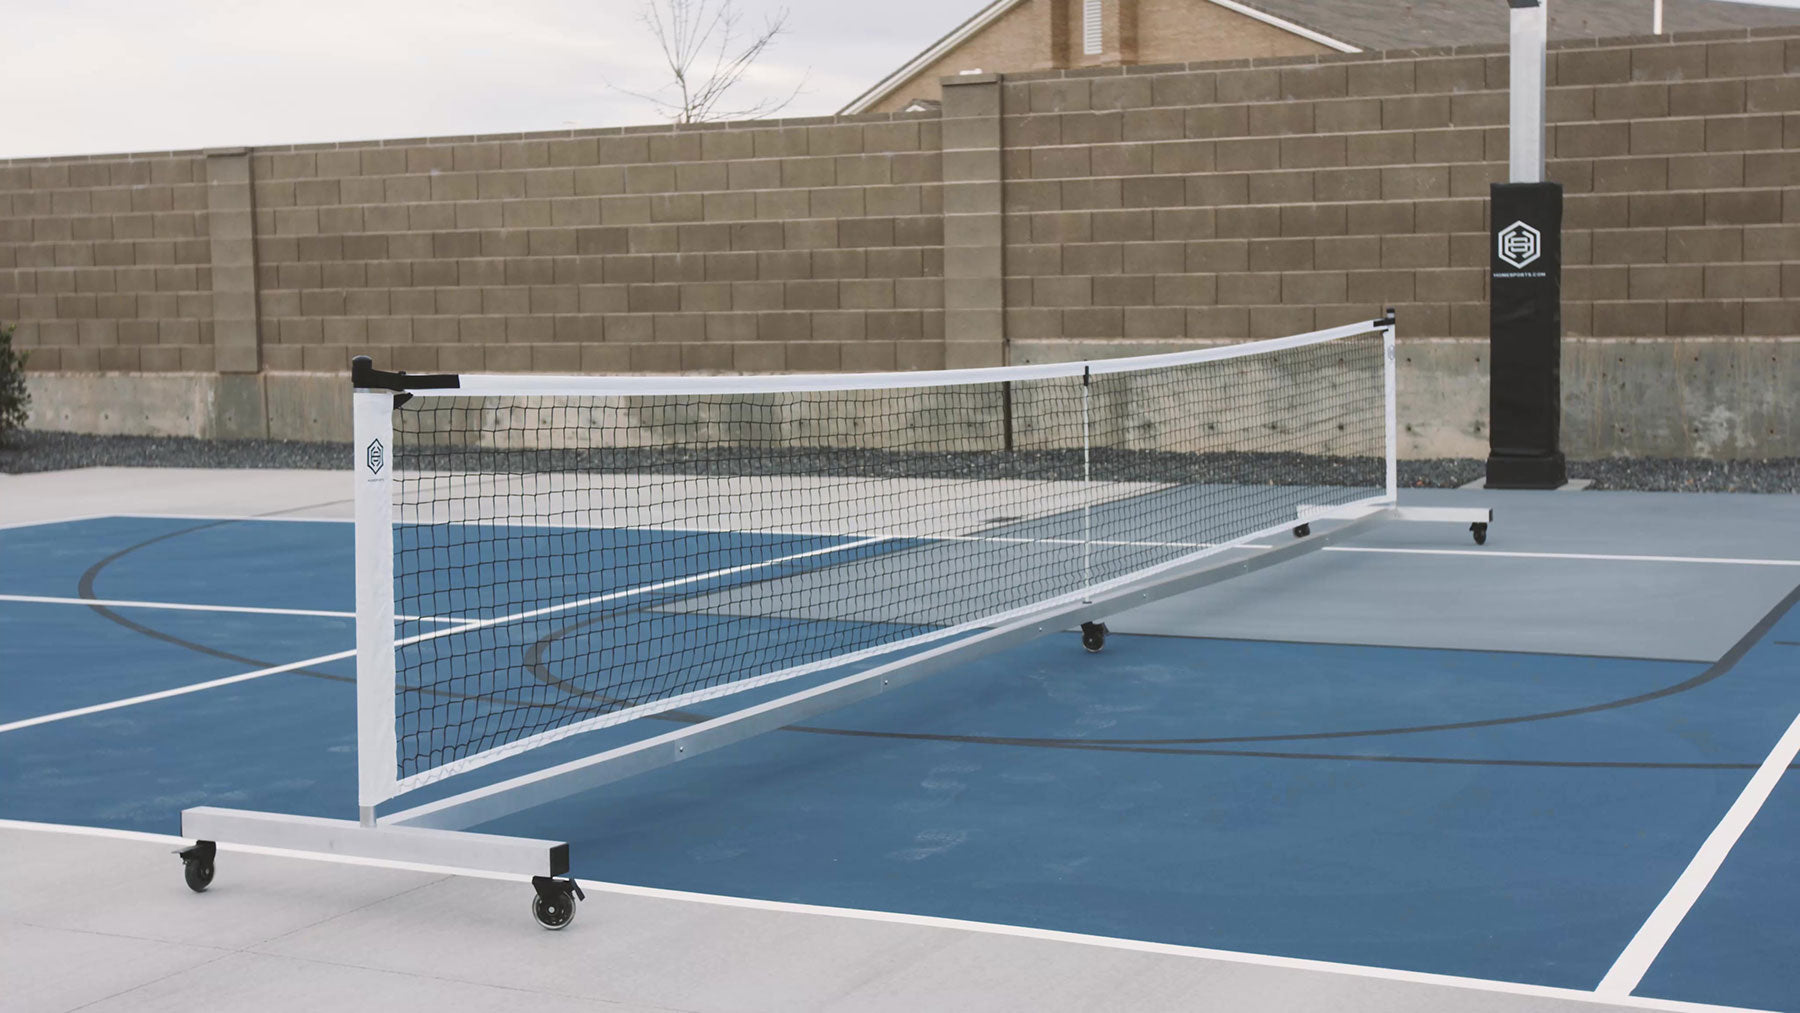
[0,0,978,159]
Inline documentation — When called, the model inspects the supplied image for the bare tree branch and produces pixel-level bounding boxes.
[613,0,805,124]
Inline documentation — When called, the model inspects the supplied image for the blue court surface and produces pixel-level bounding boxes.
[4,500,1800,1011]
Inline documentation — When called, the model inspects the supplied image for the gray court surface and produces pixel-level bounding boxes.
[2,467,1795,1013]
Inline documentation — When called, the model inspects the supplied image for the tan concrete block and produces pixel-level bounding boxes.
[1249,237,1313,272]
[1627,119,1704,156]
[1379,233,1449,269]
[1060,306,1121,338]
[1092,275,1152,307]
[1215,272,1280,305]
[1706,114,1785,152]
[722,341,779,372]
[1417,57,1487,94]
[1119,238,1182,273]
[1149,71,1214,107]
[1149,139,1214,176]
[1185,106,1248,140]
[1217,138,1280,172]
[1249,103,1314,137]
[573,165,627,196]
[1704,264,1782,299]
[1347,132,1414,167]
[1631,43,1707,83]
[1185,305,1249,338]
[1706,190,1783,225]
[1153,208,1215,241]
[1567,193,1631,229]
[1449,161,1507,197]
[1217,68,1280,103]
[592,310,645,342]
[1556,48,1631,87]
[1665,299,1742,336]
[1629,193,1704,228]
[780,341,837,371]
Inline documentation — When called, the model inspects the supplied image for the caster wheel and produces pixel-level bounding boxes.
[530,876,584,930]
[178,841,216,893]
[532,891,576,930]
[1080,621,1108,653]
[1292,523,1310,538]
[183,858,215,893]
[1471,522,1488,546]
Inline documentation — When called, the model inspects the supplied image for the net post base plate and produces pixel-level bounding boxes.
[180,806,569,878]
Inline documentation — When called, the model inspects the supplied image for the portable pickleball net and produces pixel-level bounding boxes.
[179,310,1491,927]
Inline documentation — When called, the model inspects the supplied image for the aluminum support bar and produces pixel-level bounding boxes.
[181,806,569,877]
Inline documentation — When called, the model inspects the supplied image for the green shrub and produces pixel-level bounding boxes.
[0,323,28,444]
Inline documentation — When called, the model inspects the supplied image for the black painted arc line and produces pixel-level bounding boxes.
[76,515,355,685]
[70,514,1800,771]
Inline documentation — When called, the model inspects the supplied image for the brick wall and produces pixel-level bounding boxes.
[0,152,214,372]
[4,25,1797,455]
[996,30,1800,356]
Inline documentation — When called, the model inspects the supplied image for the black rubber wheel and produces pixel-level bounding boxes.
[532,890,576,930]
[1292,523,1310,538]
[1080,623,1107,653]
[183,858,214,893]
[1471,522,1488,546]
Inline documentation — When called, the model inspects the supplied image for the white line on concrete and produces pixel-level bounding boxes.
[1596,707,1800,996]
[0,819,1762,1013]
[0,512,117,530]
[110,512,349,523]
[0,647,356,734]
[0,593,464,623]
[1326,547,1800,567]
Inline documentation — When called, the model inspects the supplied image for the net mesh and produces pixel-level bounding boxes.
[384,327,1388,791]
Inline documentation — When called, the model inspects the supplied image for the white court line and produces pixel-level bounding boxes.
[0,647,356,734]
[389,534,892,650]
[1325,546,1800,567]
[1597,707,1800,996]
[0,819,1763,1013]
[108,512,348,524]
[0,512,118,530]
[0,593,465,624]
[0,535,894,734]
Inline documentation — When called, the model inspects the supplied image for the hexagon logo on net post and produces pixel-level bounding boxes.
[1496,220,1541,270]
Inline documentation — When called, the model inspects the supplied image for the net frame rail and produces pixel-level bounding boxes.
[178,311,1493,926]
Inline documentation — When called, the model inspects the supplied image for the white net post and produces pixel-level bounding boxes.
[1081,366,1093,600]
[1382,314,1399,502]
[353,389,398,825]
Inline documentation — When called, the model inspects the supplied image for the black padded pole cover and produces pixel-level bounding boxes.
[1486,182,1567,489]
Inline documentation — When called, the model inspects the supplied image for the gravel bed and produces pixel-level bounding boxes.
[2,430,1795,493]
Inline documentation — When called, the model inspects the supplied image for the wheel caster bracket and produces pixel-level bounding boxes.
[531,875,584,930]
[1470,521,1488,545]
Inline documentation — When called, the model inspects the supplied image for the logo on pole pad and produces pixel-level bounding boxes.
[365,438,385,475]
[1497,220,1541,269]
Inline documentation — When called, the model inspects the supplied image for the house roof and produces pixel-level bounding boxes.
[1230,0,1800,52]
[839,0,1360,114]
[840,0,1800,115]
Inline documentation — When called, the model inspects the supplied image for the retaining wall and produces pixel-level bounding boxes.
[6,25,1798,456]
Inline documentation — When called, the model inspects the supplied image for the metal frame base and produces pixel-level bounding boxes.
[179,806,569,877]
[177,500,1492,918]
